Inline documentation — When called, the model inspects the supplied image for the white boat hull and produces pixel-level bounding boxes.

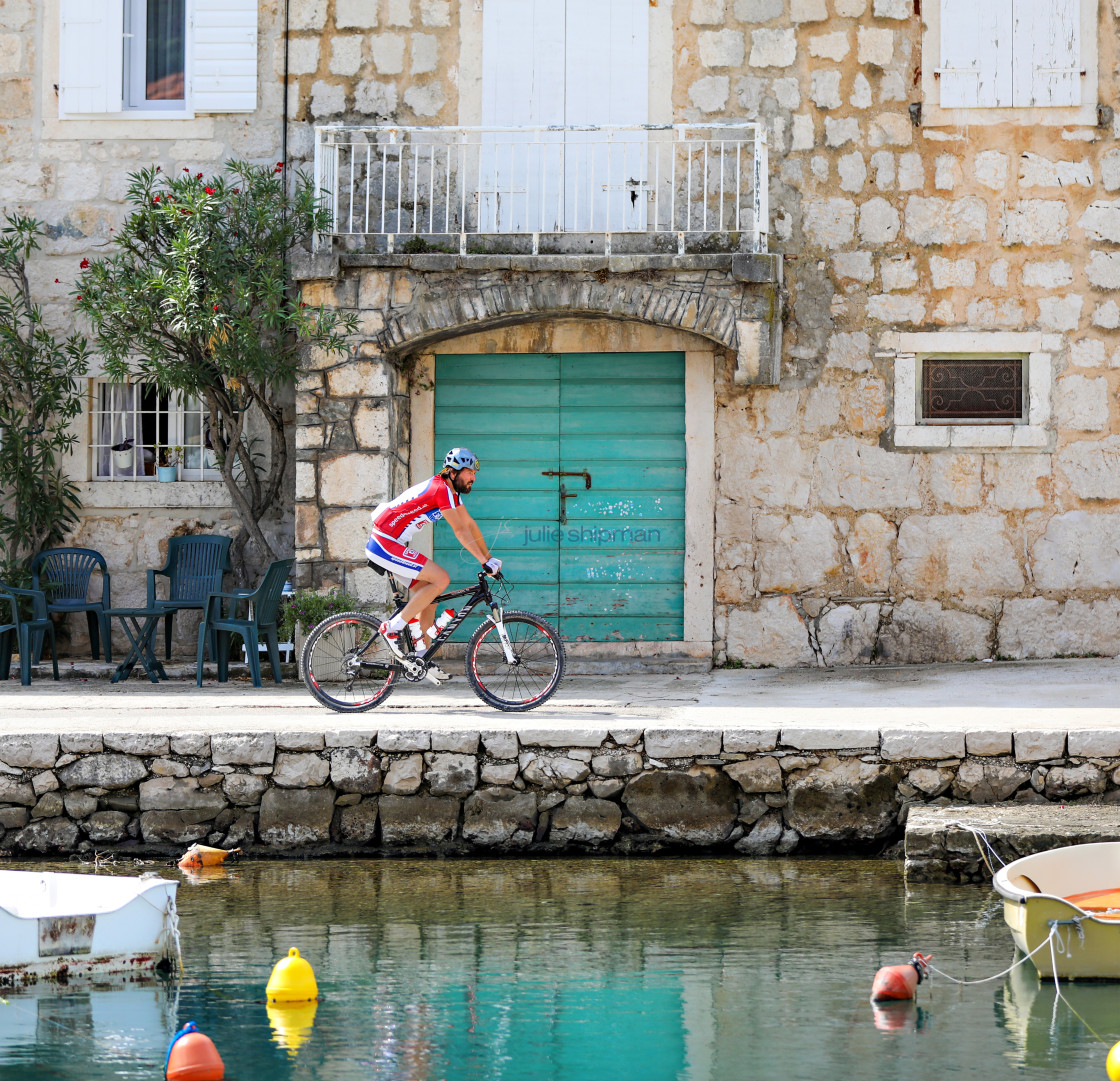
[993,841,1120,980]
[0,870,178,985]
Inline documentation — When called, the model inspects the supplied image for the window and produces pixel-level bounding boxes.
[921,0,1098,126]
[91,382,220,480]
[124,0,187,112]
[886,332,1054,451]
[920,357,1024,423]
[58,0,258,119]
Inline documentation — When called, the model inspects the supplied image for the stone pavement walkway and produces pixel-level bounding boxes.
[2,657,1119,737]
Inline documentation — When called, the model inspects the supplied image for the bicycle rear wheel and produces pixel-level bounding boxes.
[302,611,397,712]
[465,610,564,711]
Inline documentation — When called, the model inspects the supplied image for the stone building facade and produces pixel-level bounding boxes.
[12,0,1120,667]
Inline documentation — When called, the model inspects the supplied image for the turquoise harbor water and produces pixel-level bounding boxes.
[0,858,1114,1080]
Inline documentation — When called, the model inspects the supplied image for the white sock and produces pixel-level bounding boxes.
[386,614,406,633]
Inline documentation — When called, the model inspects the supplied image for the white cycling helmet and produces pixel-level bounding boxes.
[443,447,479,470]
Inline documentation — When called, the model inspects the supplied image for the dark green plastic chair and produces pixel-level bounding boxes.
[195,558,294,688]
[148,535,232,660]
[0,585,59,686]
[31,547,112,662]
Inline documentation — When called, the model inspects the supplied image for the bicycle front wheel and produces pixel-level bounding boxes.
[465,610,565,711]
[302,611,397,712]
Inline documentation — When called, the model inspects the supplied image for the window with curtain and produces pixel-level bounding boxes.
[91,381,220,480]
[124,0,187,110]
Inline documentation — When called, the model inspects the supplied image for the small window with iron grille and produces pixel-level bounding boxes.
[918,354,1026,425]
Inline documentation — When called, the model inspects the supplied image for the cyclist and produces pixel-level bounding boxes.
[365,447,502,673]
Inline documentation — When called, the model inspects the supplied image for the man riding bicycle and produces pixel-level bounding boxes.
[365,447,501,677]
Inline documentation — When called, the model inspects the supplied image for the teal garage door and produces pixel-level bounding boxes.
[433,352,685,642]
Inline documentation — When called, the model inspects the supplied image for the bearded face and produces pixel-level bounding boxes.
[451,468,475,494]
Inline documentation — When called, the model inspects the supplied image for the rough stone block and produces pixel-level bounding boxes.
[0,735,60,769]
[1033,512,1120,590]
[781,728,879,750]
[966,731,1013,756]
[878,601,993,665]
[273,753,331,788]
[749,28,797,67]
[463,789,537,847]
[12,817,81,853]
[223,774,270,806]
[85,810,130,843]
[895,515,1023,596]
[277,732,326,752]
[425,753,478,797]
[331,748,382,794]
[727,598,817,668]
[857,27,893,66]
[481,762,518,785]
[170,734,210,757]
[481,731,519,759]
[382,754,424,795]
[324,730,374,748]
[379,794,459,845]
[211,734,276,766]
[724,757,783,793]
[1014,731,1066,762]
[699,30,744,68]
[550,797,622,845]
[60,734,103,754]
[517,729,607,748]
[623,768,737,845]
[1067,731,1120,757]
[880,731,966,761]
[138,778,228,813]
[590,751,644,777]
[1001,200,1069,246]
[817,438,921,510]
[338,799,379,844]
[431,731,480,753]
[905,197,987,245]
[378,731,431,752]
[259,787,336,846]
[139,811,215,845]
[785,757,902,841]
[722,730,780,753]
[818,604,880,665]
[57,754,148,791]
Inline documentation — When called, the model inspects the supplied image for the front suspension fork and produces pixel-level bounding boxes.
[489,607,517,663]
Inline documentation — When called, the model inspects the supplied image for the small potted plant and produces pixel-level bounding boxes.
[156,444,182,482]
[110,436,134,472]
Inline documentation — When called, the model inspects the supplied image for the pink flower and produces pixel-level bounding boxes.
[153,195,161,203]
[204,186,215,195]
[79,258,89,269]
[54,278,59,284]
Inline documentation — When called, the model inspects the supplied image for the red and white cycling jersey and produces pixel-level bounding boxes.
[370,475,462,545]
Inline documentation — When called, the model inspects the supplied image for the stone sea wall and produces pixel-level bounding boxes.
[0,725,1113,858]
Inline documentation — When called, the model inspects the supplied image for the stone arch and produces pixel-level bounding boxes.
[375,272,749,358]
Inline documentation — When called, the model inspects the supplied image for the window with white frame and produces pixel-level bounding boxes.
[921,0,1098,126]
[58,0,257,119]
[91,382,221,481]
[886,332,1054,451]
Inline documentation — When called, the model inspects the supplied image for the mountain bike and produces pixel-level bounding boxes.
[301,565,565,713]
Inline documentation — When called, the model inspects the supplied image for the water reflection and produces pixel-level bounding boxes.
[0,859,1111,1080]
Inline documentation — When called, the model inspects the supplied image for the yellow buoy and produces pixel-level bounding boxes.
[267,1000,318,1056]
[1107,1041,1120,1081]
[266,948,318,1003]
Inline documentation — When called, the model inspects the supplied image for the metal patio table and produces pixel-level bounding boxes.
[105,607,171,684]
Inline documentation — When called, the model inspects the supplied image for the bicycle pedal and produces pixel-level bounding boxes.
[424,670,443,686]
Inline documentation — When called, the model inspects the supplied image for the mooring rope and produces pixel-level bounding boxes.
[925,924,1059,986]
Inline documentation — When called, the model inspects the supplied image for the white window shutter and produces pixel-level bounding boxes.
[1014,0,1080,107]
[481,0,564,126]
[939,0,1013,108]
[191,0,258,113]
[58,0,123,116]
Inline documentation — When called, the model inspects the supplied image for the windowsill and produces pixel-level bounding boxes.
[920,103,1100,129]
[78,481,232,510]
[892,424,1054,451]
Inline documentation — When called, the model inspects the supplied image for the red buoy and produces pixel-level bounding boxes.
[870,952,931,1002]
[165,1022,225,1080]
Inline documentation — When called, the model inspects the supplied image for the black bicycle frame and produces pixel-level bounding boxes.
[378,571,501,666]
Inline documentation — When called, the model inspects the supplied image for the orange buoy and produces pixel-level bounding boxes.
[870,952,931,1002]
[164,1022,225,1080]
[177,845,240,871]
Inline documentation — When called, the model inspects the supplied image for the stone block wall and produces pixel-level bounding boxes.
[1,725,1116,859]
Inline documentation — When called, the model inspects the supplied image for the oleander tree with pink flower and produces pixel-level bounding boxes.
[76,161,357,579]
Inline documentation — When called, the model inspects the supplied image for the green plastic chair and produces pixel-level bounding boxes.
[148,534,232,660]
[195,558,294,688]
[0,585,60,686]
[31,547,112,662]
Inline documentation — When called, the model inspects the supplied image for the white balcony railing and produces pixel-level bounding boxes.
[313,123,768,255]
